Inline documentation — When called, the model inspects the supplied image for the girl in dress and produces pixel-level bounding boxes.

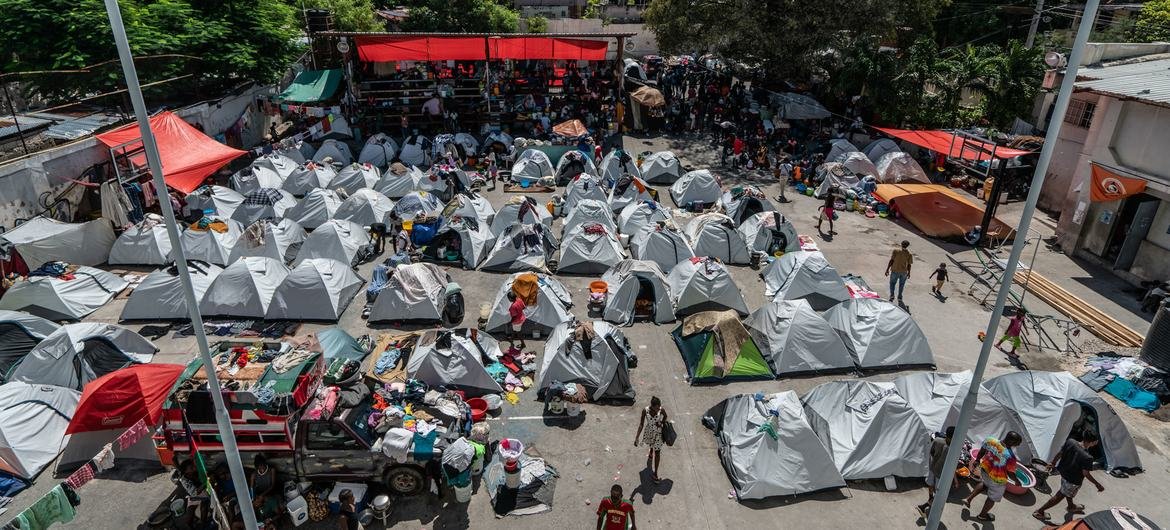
[634,396,668,483]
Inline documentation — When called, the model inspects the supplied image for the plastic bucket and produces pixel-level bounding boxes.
[565,401,582,417]
[467,398,488,422]
[453,482,473,503]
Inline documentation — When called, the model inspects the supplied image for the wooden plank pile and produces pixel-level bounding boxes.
[1013,269,1144,347]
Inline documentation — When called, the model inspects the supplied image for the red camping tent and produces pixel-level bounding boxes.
[67,363,185,435]
[96,112,246,194]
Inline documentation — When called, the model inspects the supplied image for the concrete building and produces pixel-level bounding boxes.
[515,0,650,23]
[1039,43,1170,285]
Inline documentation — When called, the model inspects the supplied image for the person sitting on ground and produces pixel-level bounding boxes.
[248,454,281,526]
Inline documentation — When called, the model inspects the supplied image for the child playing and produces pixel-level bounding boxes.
[929,263,948,295]
[996,308,1028,357]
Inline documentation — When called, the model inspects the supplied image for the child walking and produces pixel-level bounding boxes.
[929,263,948,295]
[995,308,1028,358]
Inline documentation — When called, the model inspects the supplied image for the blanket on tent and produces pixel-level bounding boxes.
[512,273,540,306]
[681,310,751,378]
[395,266,447,307]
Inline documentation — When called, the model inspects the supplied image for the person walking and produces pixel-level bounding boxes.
[1033,431,1104,522]
[963,431,1024,522]
[995,308,1028,358]
[816,190,837,235]
[634,396,668,483]
[929,263,949,296]
[506,291,527,350]
[885,240,913,304]
[596,484,636,530]
[918,427,957,517]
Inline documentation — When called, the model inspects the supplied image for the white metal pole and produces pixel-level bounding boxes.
[100,2,259,529]
[925,0,1100,527]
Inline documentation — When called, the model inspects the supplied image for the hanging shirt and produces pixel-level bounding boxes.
[14,485,76,530]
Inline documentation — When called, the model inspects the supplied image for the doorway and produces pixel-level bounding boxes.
[1103,193,1159,271]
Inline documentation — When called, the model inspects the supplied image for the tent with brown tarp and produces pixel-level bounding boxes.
[670,310,774,384]
[552,119,589,138]
[630,86,665,107]
[875,184,1015,241]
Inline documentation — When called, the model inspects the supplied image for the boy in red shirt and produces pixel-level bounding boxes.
[596,484,635,530]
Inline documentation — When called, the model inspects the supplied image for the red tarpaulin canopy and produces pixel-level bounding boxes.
[356,35,609,62]
[489,37,608,60]
[96,111,247,194]
[66,364,185,434]
[874,127,1032,161]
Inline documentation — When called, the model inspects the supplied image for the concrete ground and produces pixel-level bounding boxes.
[4,131,1166,530]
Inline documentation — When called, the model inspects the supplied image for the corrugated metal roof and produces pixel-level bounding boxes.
[0,115,52,140]
[32,112,123,140]
[1075,56,1170,106]
[1077,55,1170,81]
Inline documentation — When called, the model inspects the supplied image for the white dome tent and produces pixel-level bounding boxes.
[418,217,495,269]
[618,200,672,237]
[285,188,344,229]
[739,212,798,256]
[513,149,554,180]
[824,298,935,370]
[0,382,80,480]
[685,213,751,265]
[228,218,307,264]
[601,259,675,325]
[199,256,290,318]
[454,133,480,157]
[9,323,157,391]
[563,173,609,211]
[376,163,427,199]
[230,188,296,225]
[121,262,222,321]
[442,193,495,225]
[490,197,553,236]
[0,267,128,321]
[670,169,721,207]
[875,152,929,184]
[179,217,244,266]
[562,199,617,236]
[539,320,636,401]
[398,134,431,167]
[330,163,381,194]
[109,217,173,265]
[391,190,443,221]
[629,223,694,273]
[743,299,855,376]
[554,150,597,185]
[481,223,559,273]
[357,133,399,168]
[599,149,640,182]
[334,189,395,227]
[312,138,353,166]
[720,186,775,226]
[836,151,880,179]
[368,263,452,323]
[760,250,850,310]
[608,174,655,213]
[640,151,681,184]
[185,185,244,218]
[282,162,338,196]
[557,223,625,275]
[485,272,573,335]
[407,329,504,397]
[667,256,748,316]
[862,138,901,163]
[266,258,364,321]
[295,219,370,266]
[826,139,860,163]
[275,143,311,164]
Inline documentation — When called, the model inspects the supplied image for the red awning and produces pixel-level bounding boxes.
[874,127,1032,161]
[489,37,608,60]
[96,112,246,194]
[356,36,488,62]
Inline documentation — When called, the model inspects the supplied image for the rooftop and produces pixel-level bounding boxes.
[1074,54,1170,108]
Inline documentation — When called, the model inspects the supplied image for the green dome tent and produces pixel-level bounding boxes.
[671,310,774,384]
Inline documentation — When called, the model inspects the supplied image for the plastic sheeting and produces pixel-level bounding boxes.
[277,69,343,103]
[874,127,1031,161]
[875,152,929,184]
[875,183,1016,240]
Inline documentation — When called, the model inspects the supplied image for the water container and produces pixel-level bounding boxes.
[1141,304,1170,372]
[286,495,309,527]
[505,466,522,489]
[453,482,473,502]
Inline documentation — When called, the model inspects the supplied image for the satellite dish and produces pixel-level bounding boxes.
[337,38,350,54]
[1044,51,1066,68]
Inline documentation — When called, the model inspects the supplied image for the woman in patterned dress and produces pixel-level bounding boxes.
[634,396,668,483]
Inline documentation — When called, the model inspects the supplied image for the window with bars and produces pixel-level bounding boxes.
[1065,99,1096,128]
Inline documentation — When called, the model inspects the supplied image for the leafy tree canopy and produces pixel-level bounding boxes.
[302,0,384,32]
[1134,0,1170,42]
[399,0,519,33]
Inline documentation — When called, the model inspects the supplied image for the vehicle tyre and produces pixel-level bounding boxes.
[385,466,427,496]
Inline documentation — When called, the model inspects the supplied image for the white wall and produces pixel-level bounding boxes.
[0,138,106,230]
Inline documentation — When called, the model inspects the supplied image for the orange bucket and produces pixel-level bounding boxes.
[589,280,608,294]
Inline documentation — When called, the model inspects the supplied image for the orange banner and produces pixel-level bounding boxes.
[1090,163,1147,202]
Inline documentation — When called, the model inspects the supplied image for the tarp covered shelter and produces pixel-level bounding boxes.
[277,69,343,103]
[199,256,291,318]
[744,299,855,376]
[305,326,368,362]
[331,163,381,195]
[96,111,246,193]
[419,216,495,269]
[552,119,588,139]
[335,189,395,227]
[56,364,184,474]
[179,217,243,266]
[771,92,831,120]
[294,219,370,266]
[599,150,641,183]
[485,272,572,335]
[491,197,553,236]
[862,138,901,163]
[557,223,625,274]
[266,258,364,321]
[739,212,798,256]
[283,162,338,196]
[874,127,1031,161]
[641,151,681,184]
[760,250,849,310]
[369,262,451,322]
[0,266,128,321]
[285,187,344,229]
[0,310,59,382]
[109,219,173,265]
[120,261,222,321]
[230,188,297,226]
[391,190,442,221]
[875,152,930,184]
[984,371,1141,471]
[608,175,655,213]
[407,328,504,397]
[186,184,246,218]
[802,380,931,479]
[630,85,665,108]
[685,213,750,264]
[670,169,721,207]
[824,298,935,370]
[355,35,608,62]
[667,257,748,316]
[358,133,399,168]
[0,382,79,479]
[312,139,354,166]
[671,310,774,383]
[0,218,115,269]
[482,223,559,273]
[618,200,671,236]
[711,391,845,500]
[630,223,694,273]
[9,323,157,391]
[540,320,636,401]
[720,187,775,226]
[563,173,609,211]
[376,163,427,198]
[875,183,1016,240]
[229,219,306,267]
[601,259,675,325]
[554,150,596,186]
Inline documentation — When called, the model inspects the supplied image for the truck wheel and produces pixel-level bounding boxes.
[385,466,427,496]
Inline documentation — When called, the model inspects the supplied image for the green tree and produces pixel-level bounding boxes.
[1134,0,1170,42]
[400,0,519,32]
[525,15,549,33]
[301,0,383,32]
[983,41,1043,127]
[931,44,999,124]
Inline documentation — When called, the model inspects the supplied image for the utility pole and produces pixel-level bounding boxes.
[100,2,259,529]
[1025,0,1046,48]
[924,0,1101,527]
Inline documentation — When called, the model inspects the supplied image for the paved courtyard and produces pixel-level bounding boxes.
[4,131,1166,530]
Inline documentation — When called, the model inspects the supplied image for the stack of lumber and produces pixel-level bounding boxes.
[1013,269,1144,347]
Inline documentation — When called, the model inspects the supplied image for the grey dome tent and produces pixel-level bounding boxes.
[253,153,301,180]
[199,256,291,318]
[358,133,399,168]
[539,320,636,401]
[0,218,116,269]
[0,266,128,321]
[562,199,617,237]
[824,298,935,370]
[312,138,353,166]
[743,299,855,376]
[230,188,296,226]
[601,259,675,325]
[285,187,344,229]
[419,217,495,269]
[641,151,681,184]
[335,189,395,227]
[710,391,845,500]
[9,323,157,391]
[376,163,426,199]
[276,141,314,163]
[179,217,244,266]
[685,213,751,264]
[563,173,609,211]
[266,258,364,321]
[618,200,672,237]
[836,151,880,179]
[670,169,721,207]
[893,371,1036,464]
[229,218,307,264]
[482,223,559,273]
[229,155,297,194]
[407,328,503,397]
[630,223,694,273]
[0,310,59,382]
[0,382,79,479]
[442,193,495,225]
[984,371,1141,471]
[511,149,554,183]
[294,219,370,266]
[282,162,338,196]
[369,262,452,323]
[862,138,901,162]
[760,250,849,310]
[121,261,222,321]
[109,217,173,265]
[875,152,929,183]
[667,256,748,316]
[825,139,860,163]
[554,150,597,185]
[802,379,931,479]
[720,187,775,226]
[491,196,553,236]
[412,166,454,197]
[671,310,774,383]
[600,149,640,182]
[739,212,798,256]
[814,162,862,198]
[330,163,381,194]
[608,175,655,213]
[398,134,431,167]
[454,133,479,157]
[390,191,442,221]
[485,272,572,335]
[557,223,625,275]
[185,185,245,218]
